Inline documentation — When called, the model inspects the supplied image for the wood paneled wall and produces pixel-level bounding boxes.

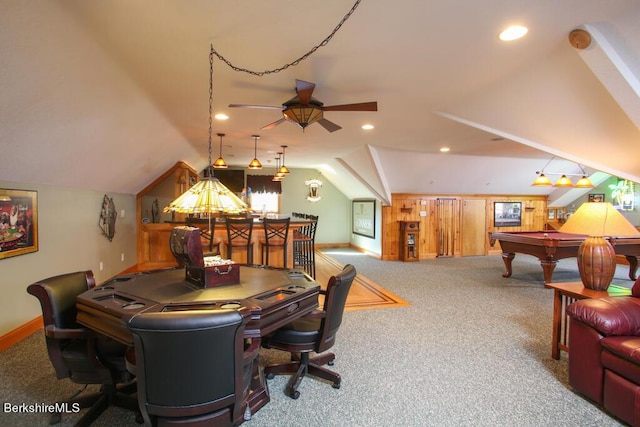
[382,194,548,261]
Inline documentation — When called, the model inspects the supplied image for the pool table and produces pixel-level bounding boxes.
[489,230,640,283]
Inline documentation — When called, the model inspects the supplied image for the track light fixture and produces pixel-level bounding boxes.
[531,156,593,188]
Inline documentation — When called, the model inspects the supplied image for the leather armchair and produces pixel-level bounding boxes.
[127,307,259,426]
[27,271,138,426]
[567,281,640,426]
[262,264,356,399]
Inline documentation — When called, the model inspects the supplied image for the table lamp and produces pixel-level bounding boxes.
[559,202,640,290]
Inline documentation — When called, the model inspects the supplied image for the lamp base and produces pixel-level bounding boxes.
[577,236,616,291]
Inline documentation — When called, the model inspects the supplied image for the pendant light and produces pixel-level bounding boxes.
[278,145,290,175]
[248,135,262,169]
[164,44,249,218]
[213,133,228,168]
[272,154,283,181]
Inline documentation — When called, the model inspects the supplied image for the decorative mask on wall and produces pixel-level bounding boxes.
[305,179,323,203]
[99,194,116,241]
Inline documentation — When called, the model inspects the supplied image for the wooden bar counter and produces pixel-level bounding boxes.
[138,218,310,271]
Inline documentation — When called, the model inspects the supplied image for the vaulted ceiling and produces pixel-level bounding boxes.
[1,1,639,206]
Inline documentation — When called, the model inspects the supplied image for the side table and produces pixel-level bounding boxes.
[544,281,631,360]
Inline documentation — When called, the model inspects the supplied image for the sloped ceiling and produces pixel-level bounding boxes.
[1,1,639,206]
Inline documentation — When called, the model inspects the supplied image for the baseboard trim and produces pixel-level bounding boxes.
[0,316,42,353]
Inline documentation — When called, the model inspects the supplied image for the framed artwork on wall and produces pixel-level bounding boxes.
[494,202,522,227]
[0,189,38,259]
[589,193,605,203]
[352,199,376,239]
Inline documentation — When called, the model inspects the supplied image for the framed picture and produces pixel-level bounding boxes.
[0,189,38,259]
[548,209,555,220]
[589,193,605,203]
[494,202,522,227]
[352,199,376,239]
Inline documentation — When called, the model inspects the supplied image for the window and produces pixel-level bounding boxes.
[251,192,280,213]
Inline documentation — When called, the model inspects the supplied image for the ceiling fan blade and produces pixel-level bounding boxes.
[317,118,342,132]
[322,101,378,112]
[295,80,316,105]
[261,118,287,130]
[229,104,282,110]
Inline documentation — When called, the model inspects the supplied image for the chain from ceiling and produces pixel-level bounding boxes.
[210,0,362,76]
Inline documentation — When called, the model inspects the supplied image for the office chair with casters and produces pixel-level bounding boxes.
[262,264,357,399]
[127,308,259,427]
[225,218,255,264]
[260,218,290,267]
[26,271,139,426]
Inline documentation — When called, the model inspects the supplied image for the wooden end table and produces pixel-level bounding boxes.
[544,281,631,360]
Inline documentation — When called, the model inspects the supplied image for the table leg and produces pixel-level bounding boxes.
[551,290,562,360]
[501,252,515,278]
[625,255,639,280]
[540,260,558,283]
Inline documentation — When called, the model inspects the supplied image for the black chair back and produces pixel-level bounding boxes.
[27,271,96,379]
[225,218,254,263]
[316,264,357,353]
[128,309,254,426]
[261,218,291,267]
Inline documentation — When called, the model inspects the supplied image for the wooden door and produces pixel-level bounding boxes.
[461,199,486,256]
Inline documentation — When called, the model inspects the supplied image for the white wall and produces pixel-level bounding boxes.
[0,180,136,336]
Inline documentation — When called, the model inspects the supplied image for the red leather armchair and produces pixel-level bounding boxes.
[567,281,640,426]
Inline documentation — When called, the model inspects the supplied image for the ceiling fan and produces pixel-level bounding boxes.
[229,79,377,132]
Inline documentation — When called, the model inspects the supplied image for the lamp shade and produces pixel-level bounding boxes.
[559,202,640,290]
[559,203,640,237]
[531,174,552,186]
[164,177,249,215]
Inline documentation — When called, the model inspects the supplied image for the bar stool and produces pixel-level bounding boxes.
[186,217,221,256]
[293,215,318,278]
[225,218,254,264]
[260,218,290,268]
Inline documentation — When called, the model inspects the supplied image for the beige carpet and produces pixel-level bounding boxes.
[315,250,410,311]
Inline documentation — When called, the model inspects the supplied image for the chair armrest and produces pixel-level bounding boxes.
[304,309,326,320]
[44,324,91,340]
[567,296,640,336]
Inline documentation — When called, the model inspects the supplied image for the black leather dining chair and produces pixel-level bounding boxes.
[225,218,255,264]
[260,218,290,268]
[262,264,357,399]
[127,308,259,426]
[27,271,138,426]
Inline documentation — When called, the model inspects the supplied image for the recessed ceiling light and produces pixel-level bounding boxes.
[440,147,450,153]
[214,113,229,120]
[362,124,374,130]
[499,25,528,41]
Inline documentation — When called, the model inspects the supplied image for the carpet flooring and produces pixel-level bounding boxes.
[1,249,632,426]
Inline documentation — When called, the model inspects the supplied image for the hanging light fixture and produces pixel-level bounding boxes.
[531,156,593,188]
[212,133,228,168]
[164,44,249,219]
[272,154,283,182]
[278,145,290,175]
[248,135,262,169]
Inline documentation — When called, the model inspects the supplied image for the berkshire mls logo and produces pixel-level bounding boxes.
[4,402,81,414]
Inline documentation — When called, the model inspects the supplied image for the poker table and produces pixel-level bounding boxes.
[489,230,640,283]
[76,265,320,416]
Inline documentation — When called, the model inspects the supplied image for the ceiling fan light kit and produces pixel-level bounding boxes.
[230,79,377,133]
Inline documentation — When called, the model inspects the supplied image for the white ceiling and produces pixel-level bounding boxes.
[1,1,639,206]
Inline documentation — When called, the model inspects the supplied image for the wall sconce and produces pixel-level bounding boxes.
[305,179,322,202]
[531,156,593,188]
